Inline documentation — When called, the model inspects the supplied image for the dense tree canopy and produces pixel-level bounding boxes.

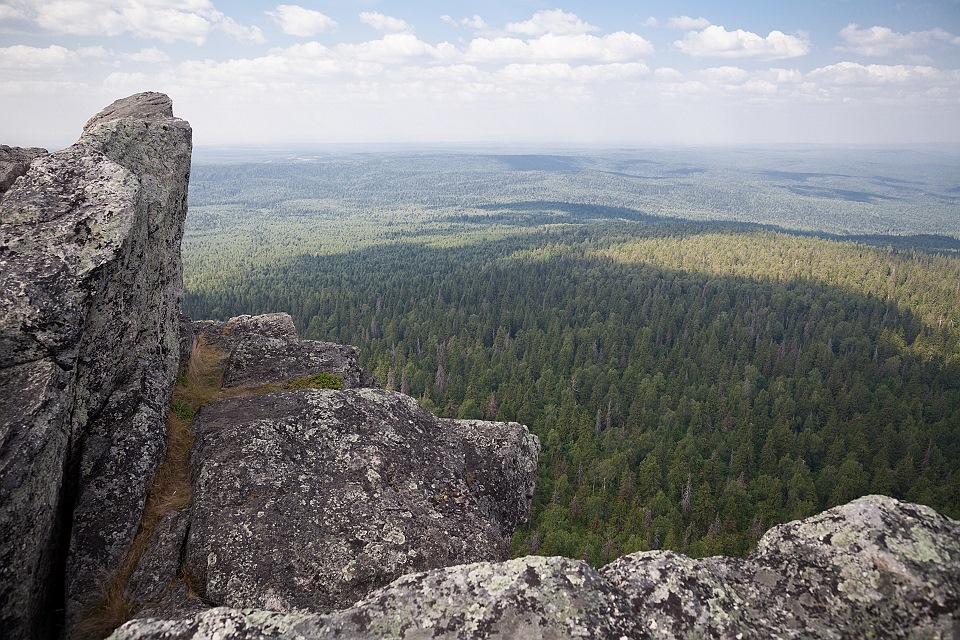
[183,151,960,564]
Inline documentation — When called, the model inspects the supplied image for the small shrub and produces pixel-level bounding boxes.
[170,400,195,421]
[285,372,343,391]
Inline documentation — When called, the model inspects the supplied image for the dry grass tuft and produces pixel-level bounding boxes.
[75,336,224,640]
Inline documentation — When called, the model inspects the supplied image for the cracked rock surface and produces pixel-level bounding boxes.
[0,92,191,638]
[184,312,374,389]
[111,495,959,639]
[163,387,537,614]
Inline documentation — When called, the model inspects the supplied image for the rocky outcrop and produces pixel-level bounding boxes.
[126,314,539,618]
[183,388,538,613]
[185,313,374,389]
[0,145,47,195]
[0,93,191,638]
[109,495,960,639]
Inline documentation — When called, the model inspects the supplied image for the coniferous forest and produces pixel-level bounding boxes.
[182,147,960,564]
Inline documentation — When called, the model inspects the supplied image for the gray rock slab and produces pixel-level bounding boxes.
[182,388,539,614]
[109,495,960,640]
[222,334,371,389]
[184,313,373,390]
[0,145,47,196]
[0,92,191,639]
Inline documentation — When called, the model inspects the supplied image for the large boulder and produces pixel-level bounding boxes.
[0,92,191,638]
[181,387,539,613]
[109,495,960,639]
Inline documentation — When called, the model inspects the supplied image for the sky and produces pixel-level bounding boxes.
[1,1,959,149]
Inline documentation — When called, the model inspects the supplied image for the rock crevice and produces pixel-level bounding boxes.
[0,92,192,639]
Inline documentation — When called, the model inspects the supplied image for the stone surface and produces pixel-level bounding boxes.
[0,145,47,195]
[183,312,375,389]
[109,495,960,640]
[0,92,191,638]
[189,313,300,356]
[181,387,539,614]
[223,334,371,389]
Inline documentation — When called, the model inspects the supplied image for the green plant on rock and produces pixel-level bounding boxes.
[285,372,343,390]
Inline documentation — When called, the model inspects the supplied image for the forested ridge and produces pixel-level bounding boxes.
[183,150,960,564]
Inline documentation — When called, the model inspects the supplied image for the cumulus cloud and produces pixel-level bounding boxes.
[359,11,413,34]
[337,34,455,63]
[506,9,599,36]
[0,44,75,69]
[667,16,712,30]
[654,67,681,78]
[497,61,649,84]
[808,62,941,85]
[0,5,26,20]
[3,0,263,44]
[123,47,172,63]
[675,25,810,59]
[267,4,336,37]
[215,12,265,43]
[0,44,107,69]
[466,32,653,64]
[838,24,960,56]
[441,14,488,30]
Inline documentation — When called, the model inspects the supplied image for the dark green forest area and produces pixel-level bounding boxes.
[183,149,960,564]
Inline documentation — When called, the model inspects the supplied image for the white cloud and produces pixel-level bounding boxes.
[498,62,649,84]
[506,9,599,36]
[4,0,262,44]
[267,4,336,38]
[0,5,26,20]
[838,24,960,56]
[667,16,711,30]
[808,62,941,85]
[696,65,749,83]
[675,25,810,60]
[103,71,148,88]
[0,44,109,70]
[0,44,74,69]
[215,12,265,43]
[336,34,454,63]
[359,11,413,34]
[654,67,681,78]
[441,14,487,30]
[123,47,172,63]
[466,32,653,64]
[642,17,659,28]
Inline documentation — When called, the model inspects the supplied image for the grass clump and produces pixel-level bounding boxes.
[285,372,343,390]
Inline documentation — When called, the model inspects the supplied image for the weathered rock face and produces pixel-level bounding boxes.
[110,495,960,639]
[181,388,538,613]
[183,313,374,389]
[0,145,48,195]
[0,92,191,638]
[113,313,539,622]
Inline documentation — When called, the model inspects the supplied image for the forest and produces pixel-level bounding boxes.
[182,147,960,564]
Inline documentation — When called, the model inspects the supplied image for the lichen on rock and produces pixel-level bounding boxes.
[0,92,192,638]
[110,495,960,639]
[182,386,539,614]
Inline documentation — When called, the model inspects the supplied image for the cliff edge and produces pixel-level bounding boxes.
[0,92,192,638]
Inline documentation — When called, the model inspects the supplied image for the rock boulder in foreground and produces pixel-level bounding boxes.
[111,495,959,639]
